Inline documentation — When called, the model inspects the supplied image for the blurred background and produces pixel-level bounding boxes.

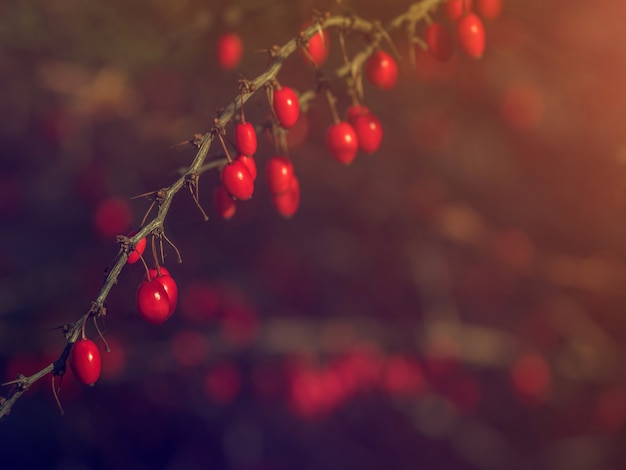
[1,0,626,468]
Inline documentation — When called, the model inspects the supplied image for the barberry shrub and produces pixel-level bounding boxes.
[8,5,618,470]
[2,0,504,423]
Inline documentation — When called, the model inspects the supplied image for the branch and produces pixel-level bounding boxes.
[0,0,445,421]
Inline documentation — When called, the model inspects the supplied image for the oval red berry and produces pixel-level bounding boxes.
[424,23,454,62]
[215,185,237,220]
[126,231,146,264]
[365,51,398,90]
[271,175,300,218]
[456,13,486,59]
[147,268,178,318]
[70,338,101,386]
[235,155,257,181]
[273,86,300,129]
[221,160,254,200]
[350,112,383,154]
[301,23,330,66]
[234,122,257,156]
[444,0,473,21]
[266,156,294,195]
[137,279,171,325]
[476,0,502,20]
[326,122,359,165]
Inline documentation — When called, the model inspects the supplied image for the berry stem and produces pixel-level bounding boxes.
[140,248,151,280]
[51,376,64,416]
[324,89,341,124]
[151,235,161,277]
[217,133,233,164]
[93,317,110,353]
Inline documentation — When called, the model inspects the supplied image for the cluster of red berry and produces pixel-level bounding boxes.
[424,0,501,61]
[69,232,180,386]
[213,26,399,222]
[211,0,502,223]
[68,0,503,389]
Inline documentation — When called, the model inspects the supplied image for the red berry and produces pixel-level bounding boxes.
[93,197,132,240]
[266,156,294,195]
[444,0,473,21]
[301,22,329,66]
[476,0,502,20]
[126,231,146,264]
[346,105,370,122]
[424,23,454,62]
[215,186,237,220]
[235,155,257,181]
[217,32,243,70]
[326,121,358,165]
[273,86,300,129]
[365,50,398,90]
[70,338,101,386]
[147,267,178,318]
[456,13,486,58]
[348,108,383,154]
[271,175,300,218]
[137,279,171,325]
[234,122,257,156]
[221,160,254,200]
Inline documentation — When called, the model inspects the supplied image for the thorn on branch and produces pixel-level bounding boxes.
[2,374,27,389]
[138,188,167,227]
[268,45,281,60]
[191,134,204,148]
[238,78,256,95]
[211,119,226,140]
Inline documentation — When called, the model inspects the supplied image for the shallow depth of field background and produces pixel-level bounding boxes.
[1,0,626,469]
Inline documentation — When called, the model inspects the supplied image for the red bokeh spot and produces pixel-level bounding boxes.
[38,107,78,145]
[411,107,456,155]
[4,354,43,394]
[493,228,534,270]
[510,352,551,402]
[75,165,107,204]
[204,362,241,405]
[0,174,22,217]
[285,113,309,149]
[180,281,221,324]
[595,386,626,432]
[443,374,482,414]
[424,337,461,385]
[476,0,503,21]
[170,329,210,367]
[331,343,384,394]
[380,354,425,397]
[500,83,544,131]
[93,197,132,240]
[414,46,459,83]
[100,336,126,381]
[216,33,243,71]
[221,304,259,347]
[288,364,346,419]
[252,361,286,400]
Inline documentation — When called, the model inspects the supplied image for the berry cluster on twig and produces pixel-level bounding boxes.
[0,0,501,420]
